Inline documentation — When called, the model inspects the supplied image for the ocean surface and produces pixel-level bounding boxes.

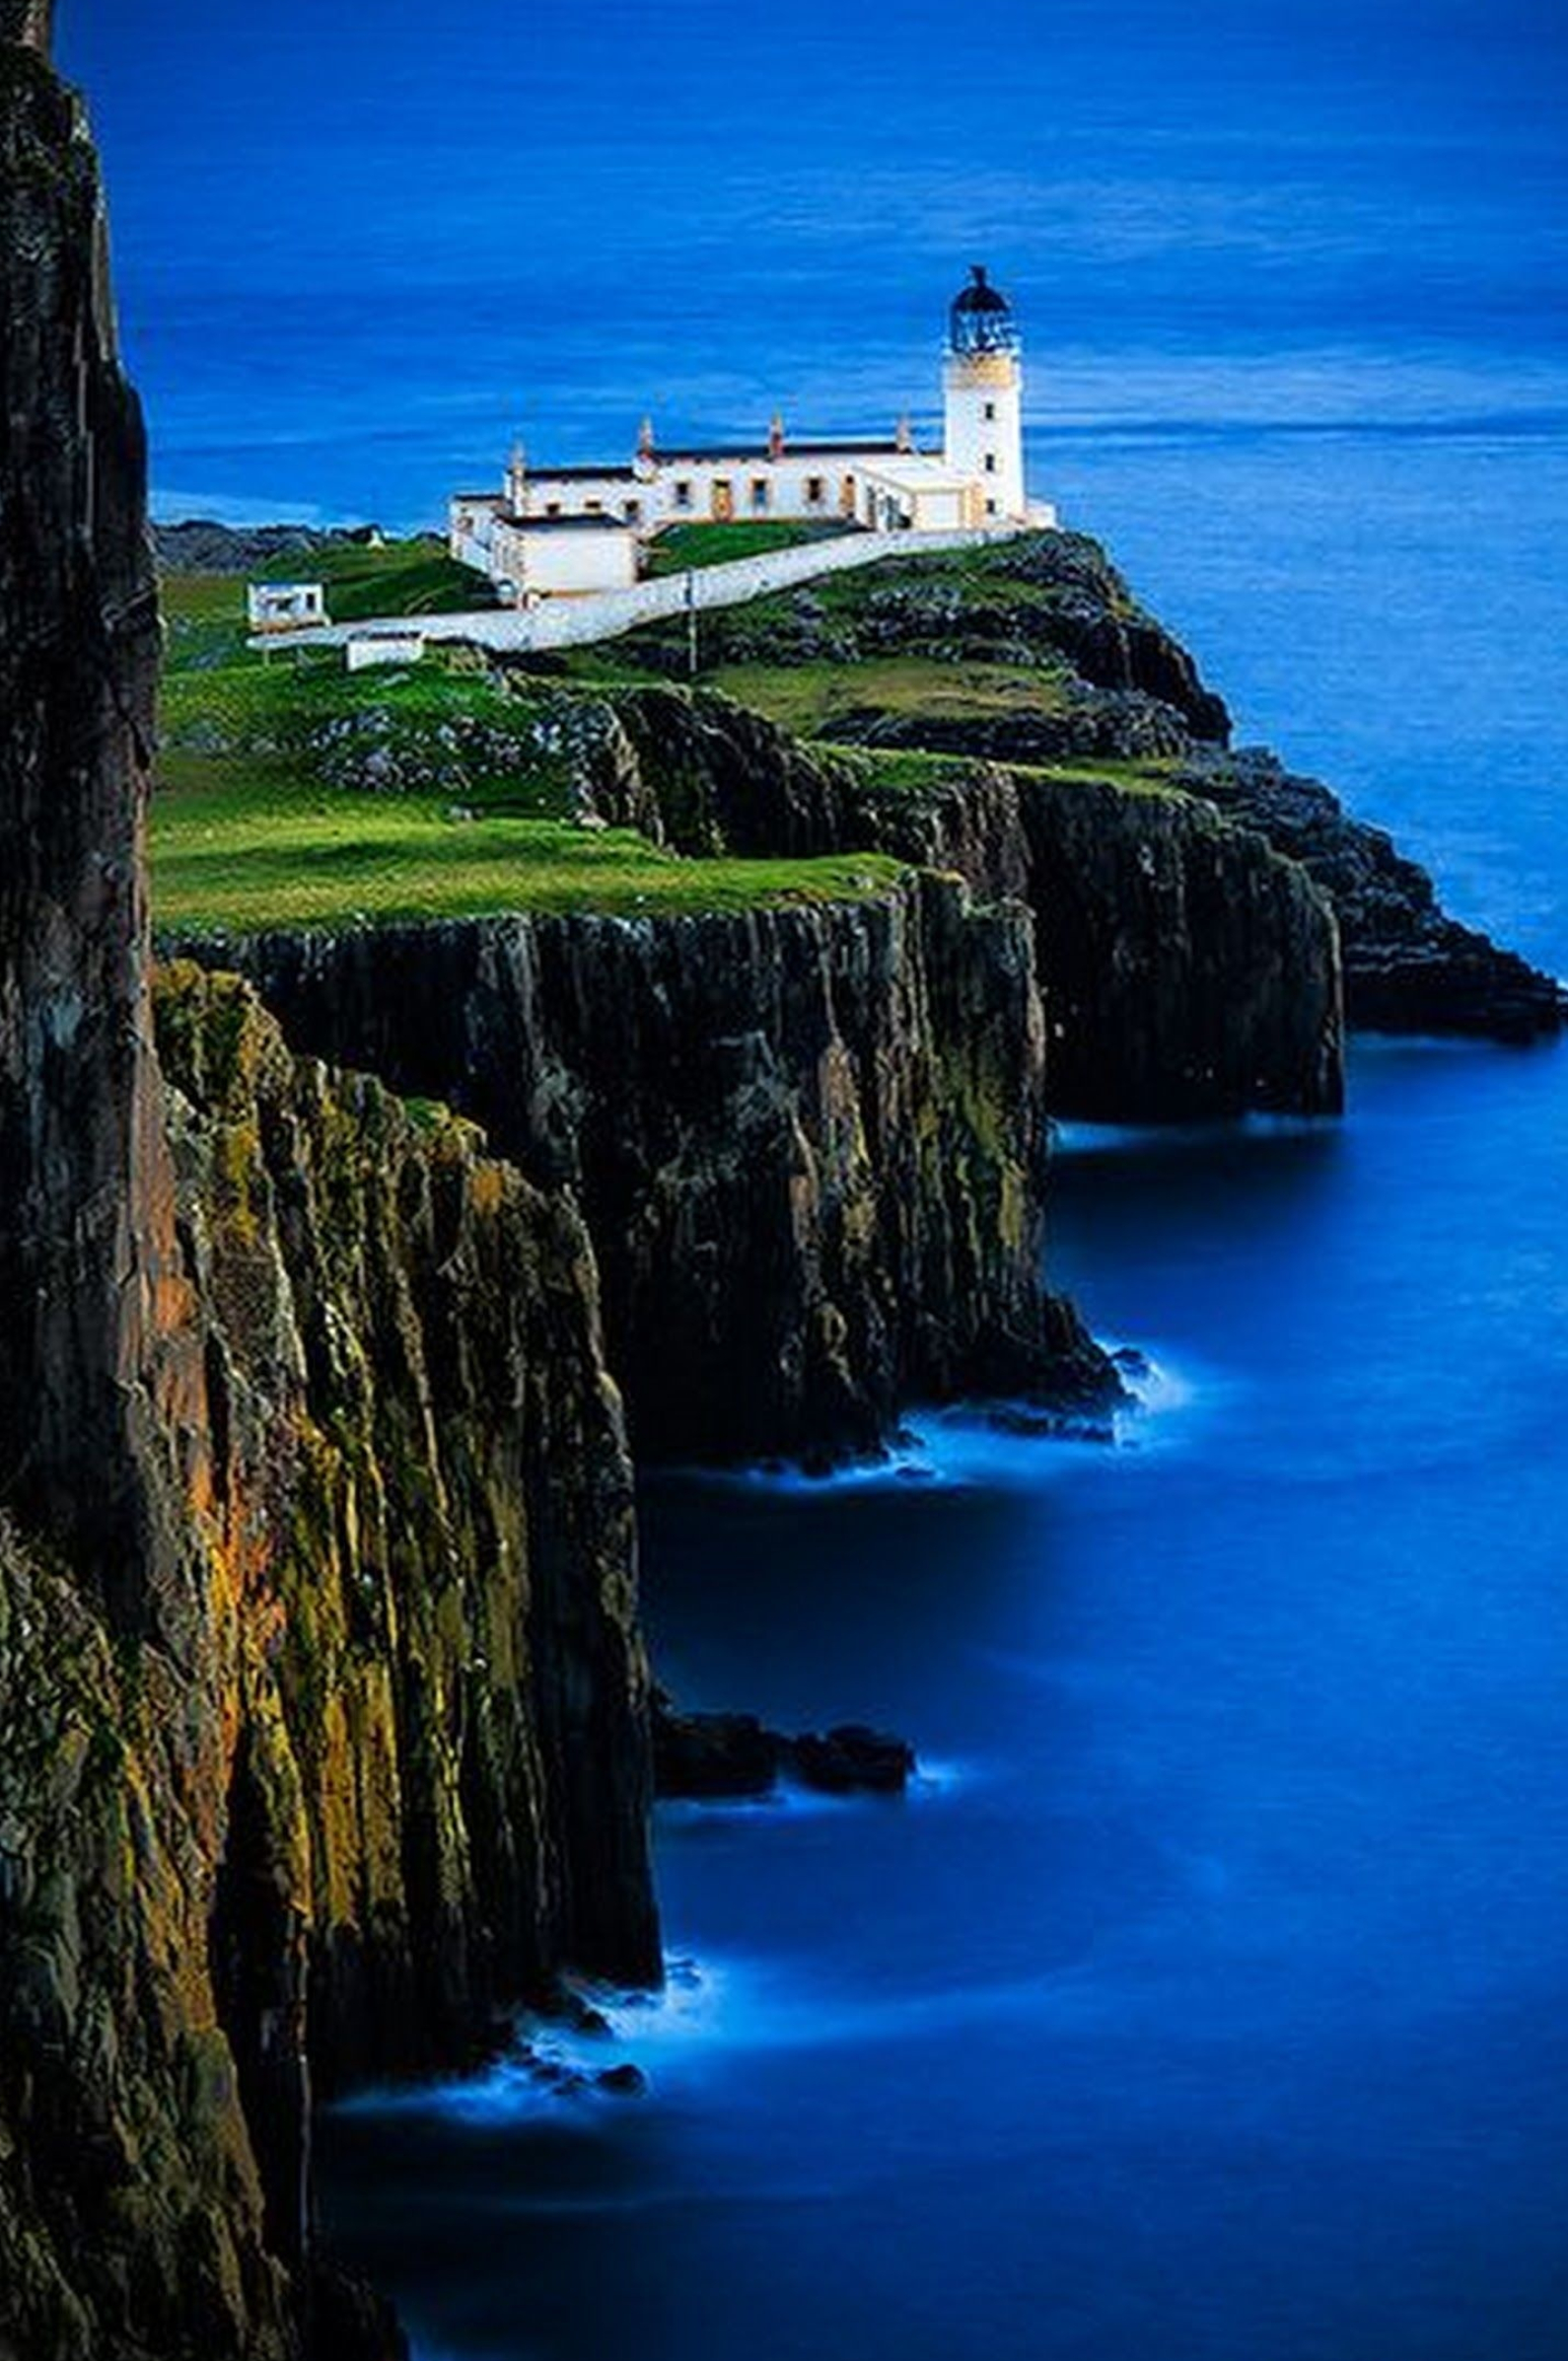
[61,2,1568,2354]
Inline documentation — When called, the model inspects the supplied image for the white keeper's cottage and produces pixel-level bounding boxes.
[451,265,1049,602]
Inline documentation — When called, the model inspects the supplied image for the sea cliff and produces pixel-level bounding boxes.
[0,23,656,2358]
[572,689,1344,1120]
[180,876,1109,1467]
[579,528,1561,1067]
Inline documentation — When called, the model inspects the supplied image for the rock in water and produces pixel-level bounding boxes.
[654,1698,916,1799]
[783,1725,917,1795]
[654,1705,783,1797]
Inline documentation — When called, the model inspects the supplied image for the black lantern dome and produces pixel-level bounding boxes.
[949,263,1019,357]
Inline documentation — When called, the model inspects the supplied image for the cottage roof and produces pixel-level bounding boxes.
[527,463,638,483]
[650,438,903,464]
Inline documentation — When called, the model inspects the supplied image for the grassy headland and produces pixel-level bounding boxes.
[153,543,905,934]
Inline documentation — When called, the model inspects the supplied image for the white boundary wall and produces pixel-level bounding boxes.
[261,520,1051,658]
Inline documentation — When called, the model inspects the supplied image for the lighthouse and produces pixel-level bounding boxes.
[943,263,1026,524]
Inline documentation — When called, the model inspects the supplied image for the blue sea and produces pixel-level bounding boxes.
[62,3,1568,2354]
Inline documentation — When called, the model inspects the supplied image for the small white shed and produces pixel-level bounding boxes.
[345,628,427,673]
[247,582,328,633]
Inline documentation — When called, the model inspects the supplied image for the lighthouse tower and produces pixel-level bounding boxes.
[943,263,1025,523]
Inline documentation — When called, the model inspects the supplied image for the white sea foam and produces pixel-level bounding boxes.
[334,1945,1093,2134]
[663,1339,1208,1506]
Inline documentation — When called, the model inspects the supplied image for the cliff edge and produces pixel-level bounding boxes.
[0,25,658,2358]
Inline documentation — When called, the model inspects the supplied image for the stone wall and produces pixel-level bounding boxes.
[288,523,1031,656]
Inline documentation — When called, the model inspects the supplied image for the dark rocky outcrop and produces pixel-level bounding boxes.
[179,876,1115,1468]
[0,20,206,1640]
[876,764,1344,1121]
[826,687,1202,766]
[155,965,661,2081]
[1175,748,1566,1041]
[1,25,659,2359]
[653,1699,915,1799]
[152,520,380,575]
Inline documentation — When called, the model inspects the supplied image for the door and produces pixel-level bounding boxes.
[711,478,734,521]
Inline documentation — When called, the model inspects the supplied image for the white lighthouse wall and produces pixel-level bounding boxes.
[943,359,1027,522]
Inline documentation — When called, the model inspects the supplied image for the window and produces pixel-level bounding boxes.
[545,500,562,517]
[983,400,997,421]
[674,479,693,510]
[624,498,641,522]
[586,497,604,513]
[983,453,997,473]
[806,475,825,506]
[750,477,770,512]
[985,497,998,517]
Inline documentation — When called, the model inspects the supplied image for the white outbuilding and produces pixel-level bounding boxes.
[486,514,639,604]
[247,582,328,633]
[345,627,427,672]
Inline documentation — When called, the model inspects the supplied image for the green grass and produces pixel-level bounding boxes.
[163,641,506,746]
[151,753,905,934]
[708,655,1074,736]
[827,742,1180,801]
[161,574,257,672]
[1013,757,1181,796]
[644,521,853,576]
[159,537,493,678]
[299,537,495,620]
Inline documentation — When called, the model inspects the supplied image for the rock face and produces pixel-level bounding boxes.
[0,26,659,2360]
[1,955,663,2361]
[155,964,661,2078]
[1176,749,1566,1041]
[183,877,1113,1467]
[526,683,1344,1122]
[590,528,1560,1061]
[832,755,1342,1121]
[899,766,1342,1120]
[0,24,205,1638]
